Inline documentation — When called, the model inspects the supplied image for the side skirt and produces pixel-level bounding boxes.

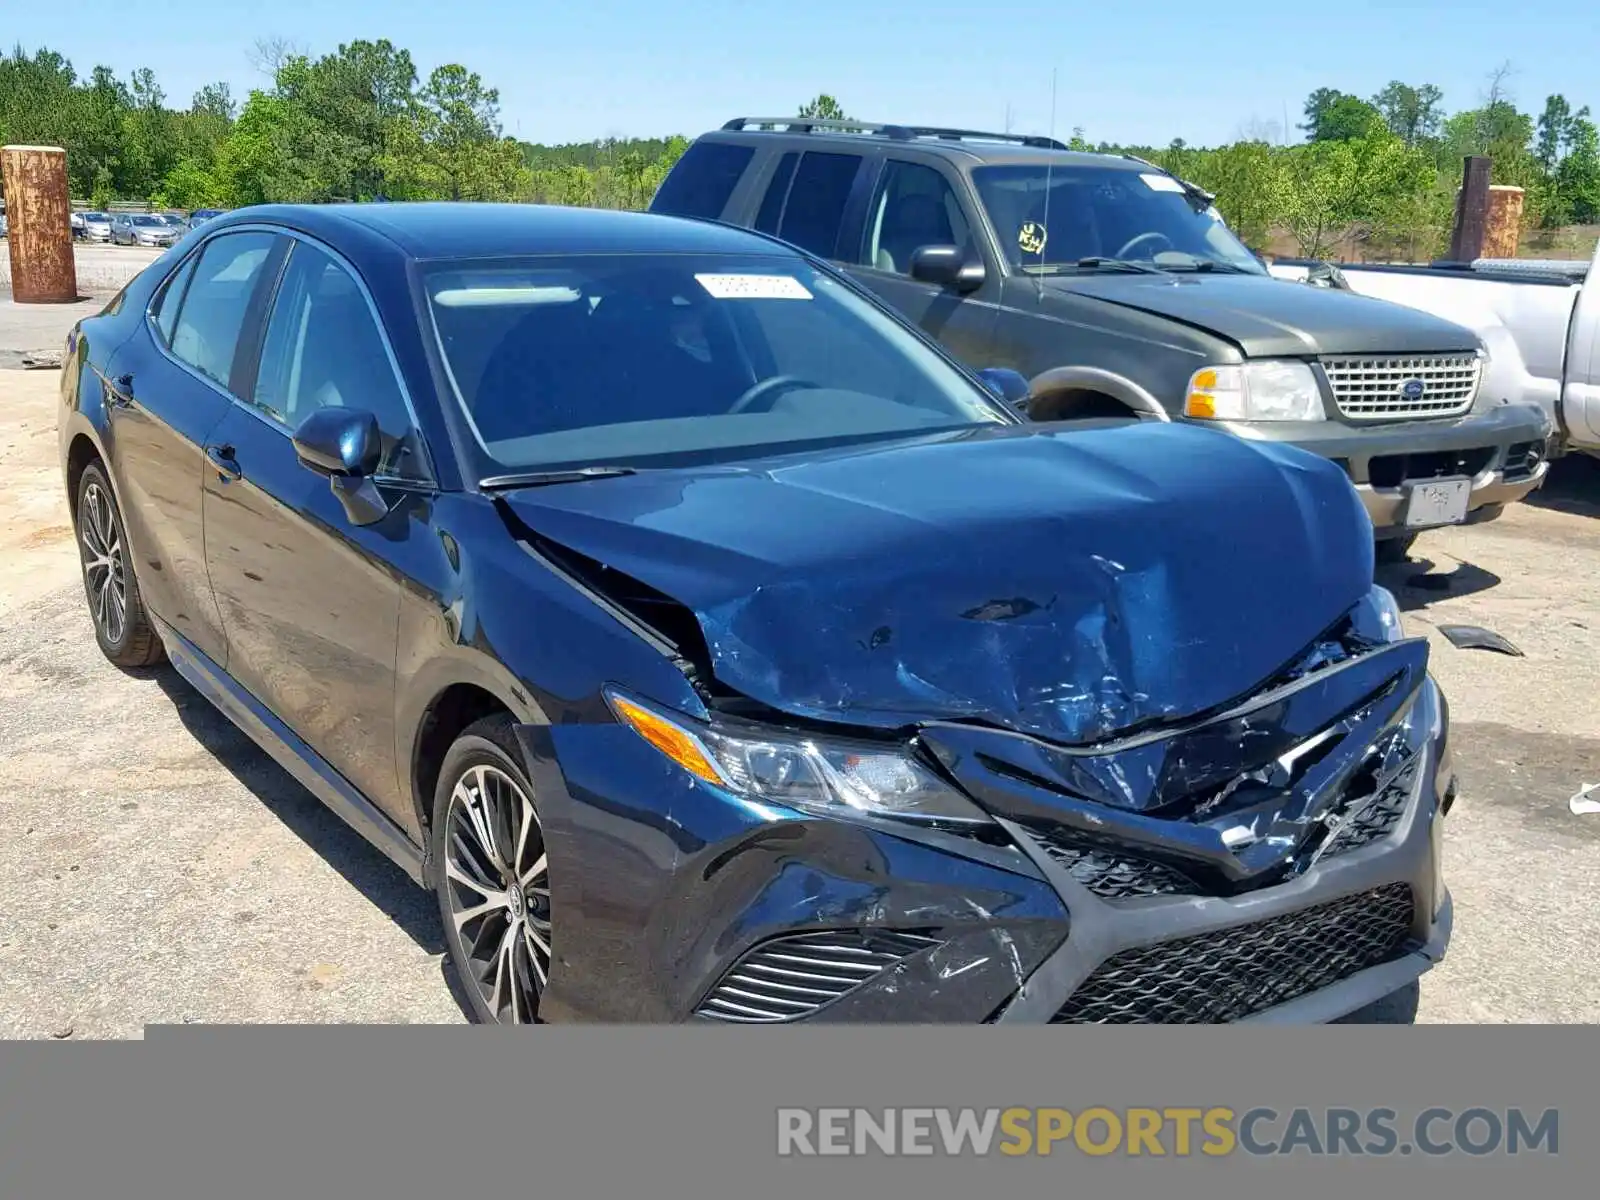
[152,615,428,888]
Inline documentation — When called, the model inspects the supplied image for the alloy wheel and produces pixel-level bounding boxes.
[80,481,128,647]
[443,763,551,1023]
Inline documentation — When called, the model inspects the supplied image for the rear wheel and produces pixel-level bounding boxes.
[431,715,552,1024]
[75,461,164,668]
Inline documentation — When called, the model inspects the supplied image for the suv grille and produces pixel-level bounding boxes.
[1050,884,1416,1023]
[695,930,940,1022]
[1321,353,1480,420]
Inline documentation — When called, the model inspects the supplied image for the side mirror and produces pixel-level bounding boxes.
[909,245,986,293]
[976,367,1031,410]
[291,407,389,526]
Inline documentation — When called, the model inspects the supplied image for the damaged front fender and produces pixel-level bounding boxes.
[511,718,1069,1023]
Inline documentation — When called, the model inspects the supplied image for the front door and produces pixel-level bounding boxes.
[201,236,433,824]
[844,157,1001,367]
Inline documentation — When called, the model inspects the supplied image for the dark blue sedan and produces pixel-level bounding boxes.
[58,203,1453,1024]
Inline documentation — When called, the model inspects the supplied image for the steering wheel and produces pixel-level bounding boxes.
[1114,231,1175,260]
[728,374,823,414]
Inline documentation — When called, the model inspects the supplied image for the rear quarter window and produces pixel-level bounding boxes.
[649,140,754,219]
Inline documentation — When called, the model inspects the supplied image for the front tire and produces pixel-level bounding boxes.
[75,461,164,668]
[1374,533,1417,565]
[431,715,552,1024]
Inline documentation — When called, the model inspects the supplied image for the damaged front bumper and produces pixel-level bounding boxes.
[509,635,1455,1025]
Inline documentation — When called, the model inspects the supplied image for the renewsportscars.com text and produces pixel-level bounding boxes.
[776,1106,1559,1158]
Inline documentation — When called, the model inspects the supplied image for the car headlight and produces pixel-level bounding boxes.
[1185,360,1325,422]
[606,690,991,825]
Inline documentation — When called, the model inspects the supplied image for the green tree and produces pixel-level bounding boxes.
[1302,88,1385,141]
[1556,114,1600,223]
[1372,81,1444,146]
[414,65,528,201]
[798,94,849,121]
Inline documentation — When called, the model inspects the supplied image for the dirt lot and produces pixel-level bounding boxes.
[1,278,1597,1034]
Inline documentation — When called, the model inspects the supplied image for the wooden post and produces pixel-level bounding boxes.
[1,145,78,303]
[1483,185,1525,258]
[1447,155,1493,264]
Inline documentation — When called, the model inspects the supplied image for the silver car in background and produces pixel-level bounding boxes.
[111,213,180,248]
[79,212,114,242]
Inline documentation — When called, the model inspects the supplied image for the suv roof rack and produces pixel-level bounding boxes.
[719,117,1070,151]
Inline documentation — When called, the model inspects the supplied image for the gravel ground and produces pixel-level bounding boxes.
[1,295,1597,1034]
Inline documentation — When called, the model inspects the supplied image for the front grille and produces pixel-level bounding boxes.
[695,930,940,1023]
[1050,884,1416,1023]
[1026,825,1199,899]
[1319,758,1418,860]
[1321,353,1480,420]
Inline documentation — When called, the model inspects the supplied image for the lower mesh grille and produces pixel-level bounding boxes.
[1050,883,1416,1023]
[1026,825,1199,899]
[695,930,940,1023]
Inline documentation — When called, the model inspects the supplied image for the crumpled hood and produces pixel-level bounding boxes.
[502,423,1374,745]
[1050,272,1481,358]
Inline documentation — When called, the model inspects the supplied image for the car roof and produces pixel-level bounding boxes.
[702,122,1151,172]
[205,202,800,262]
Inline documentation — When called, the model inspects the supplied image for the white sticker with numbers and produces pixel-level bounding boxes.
[694,273,814,300]
[1139,172,1187,193]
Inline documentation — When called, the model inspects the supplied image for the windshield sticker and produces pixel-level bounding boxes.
[694,273,813,300]
[1017,222,1048,255]
[1140,172,1187,193]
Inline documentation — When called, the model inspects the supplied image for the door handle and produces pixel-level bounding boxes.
[206,444,241,482]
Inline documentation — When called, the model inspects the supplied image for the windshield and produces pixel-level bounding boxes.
[424,252,1010,476]
[972,164,1264,274]
[132,215,162,227]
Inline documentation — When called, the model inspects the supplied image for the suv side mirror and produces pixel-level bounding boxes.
[976,367,1030,409]
[909,245,986,293]
[291,407,390,526]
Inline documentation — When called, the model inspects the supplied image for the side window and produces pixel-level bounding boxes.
[152,253,199,346]
[648,140,754,219]
[776,152,861,259]
[754,152,798,234]
[168,231,278,390]
[252,241,425,480]
[863,161,974,274]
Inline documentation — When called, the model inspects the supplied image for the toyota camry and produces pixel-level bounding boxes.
[59,202,1454,1024]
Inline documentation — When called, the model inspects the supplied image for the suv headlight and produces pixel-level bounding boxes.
[1185,360,1325,422]
[606,690,991,825]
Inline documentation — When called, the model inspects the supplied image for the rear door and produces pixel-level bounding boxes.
[842,155,1002,366]
[200,235,432,824]
[102,229,285,664]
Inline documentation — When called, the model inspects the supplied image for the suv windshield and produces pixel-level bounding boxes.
[972,164,1264,275]
[424,252,1010,476]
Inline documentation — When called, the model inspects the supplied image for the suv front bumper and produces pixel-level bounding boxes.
[1215,402,1552,539]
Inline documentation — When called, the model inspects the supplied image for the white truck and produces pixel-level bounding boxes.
[1269,240,1600,463]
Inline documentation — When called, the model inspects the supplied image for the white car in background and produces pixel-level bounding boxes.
[1270,240,1600,462]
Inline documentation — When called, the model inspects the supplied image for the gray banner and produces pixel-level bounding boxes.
[1,1027,1591,1198]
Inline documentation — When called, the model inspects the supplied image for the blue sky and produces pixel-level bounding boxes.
[11,0,1595,146]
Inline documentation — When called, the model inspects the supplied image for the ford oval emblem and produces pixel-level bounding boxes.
[1401,378,1426,400]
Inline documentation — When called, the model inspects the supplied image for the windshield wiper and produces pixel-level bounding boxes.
[479,466,640,490]
[1069,257,1165,275]
[1153,255,1255,275]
